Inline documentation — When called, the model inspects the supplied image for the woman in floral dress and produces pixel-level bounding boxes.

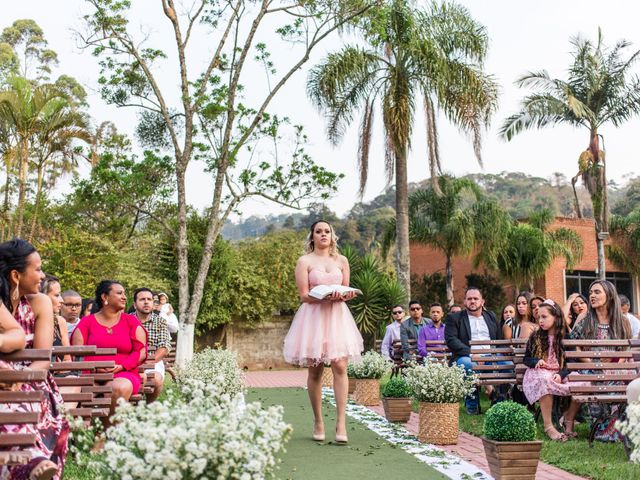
[0,239,69,480]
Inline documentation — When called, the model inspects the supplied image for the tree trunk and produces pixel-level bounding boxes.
[589,129,607,280]
[394,147,410,303]
[570,174,583,219]
[175,322,195,368]
[28,162,45,242]
[445,254,454,307]
[1,167,11,241]
[14,138,29,238]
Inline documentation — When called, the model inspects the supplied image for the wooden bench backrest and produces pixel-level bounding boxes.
[469,340,516,385]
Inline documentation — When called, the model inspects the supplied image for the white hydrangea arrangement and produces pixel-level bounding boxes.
[404,359,477,404]
[617,402,640,463]
[178,347,244,398]
[93,380,291,480]
[350,350,391,379]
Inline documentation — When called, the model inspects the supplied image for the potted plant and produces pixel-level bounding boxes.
[347,363,356,394]
[352,351,390,406]
[381,376,413,422]
[404,359,476,445]
[482,401,542,480]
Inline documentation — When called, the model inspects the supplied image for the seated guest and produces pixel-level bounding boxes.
[0,239,69,479]
[381,305,404,360]
[530,295,545,324]
[61,289,84,335]
[72,280,147,415]
[157,292,179,334]
[400,300,428,360]
[445,287,502,415]
[448,304,462,314]
[507,292,537,340]
[133,287,171,402]
[500,303,515,339]
[562,292,588,330]
[619,295,640,339]
[417,303,445,357]
[80,297,94,319]
[522,300,581,441]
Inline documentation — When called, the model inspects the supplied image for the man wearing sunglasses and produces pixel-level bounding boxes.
[400,300,429,360]
[381,305,406,359]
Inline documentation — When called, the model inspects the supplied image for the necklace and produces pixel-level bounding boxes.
[106,326,113,334]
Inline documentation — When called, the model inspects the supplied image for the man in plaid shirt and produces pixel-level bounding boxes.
[134,287,171,402]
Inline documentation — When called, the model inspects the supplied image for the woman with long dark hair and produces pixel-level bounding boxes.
[283,220,363,443]
[509,291,537,339]
[71,280,147,415]
[0,239,69,479]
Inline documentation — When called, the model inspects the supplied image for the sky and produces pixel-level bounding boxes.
[4,1,640,221]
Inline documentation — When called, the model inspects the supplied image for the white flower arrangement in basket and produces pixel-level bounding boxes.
[617,402,640,463]
[351,350,391,379]
[404,359,477,404]
[178,347,245,399]
[94,380,291,480]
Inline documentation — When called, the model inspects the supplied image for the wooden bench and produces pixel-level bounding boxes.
[0,349,51,466]
[563,339,638,447]
[470,340,517,387]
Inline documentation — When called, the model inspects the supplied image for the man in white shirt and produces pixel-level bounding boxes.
[381,305,405,360]
[620,295,640,339]
[445,287,502,414]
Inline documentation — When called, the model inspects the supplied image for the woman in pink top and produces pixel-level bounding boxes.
[72,280,147,415]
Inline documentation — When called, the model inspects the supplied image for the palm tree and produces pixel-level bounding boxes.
[0,76,74,237]
[500,29,640,280]
[607,209,640,277]
[308,0,498,300]
[494,209,583,292]
[382,176,511,306]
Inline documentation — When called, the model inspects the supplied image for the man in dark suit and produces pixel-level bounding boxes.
[400,300,429,360]
[445,286,502,414]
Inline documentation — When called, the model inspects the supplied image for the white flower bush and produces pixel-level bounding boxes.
[94,380,291,480]
[404,359,477,404]
[351,350,391,379]
[178,347,244,399]
[617,402,640,463]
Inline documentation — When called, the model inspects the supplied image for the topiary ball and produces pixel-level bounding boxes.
[483,401,536,442]
[381,376,413,398]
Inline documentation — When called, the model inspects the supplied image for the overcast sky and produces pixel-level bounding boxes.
[4,1,640,220]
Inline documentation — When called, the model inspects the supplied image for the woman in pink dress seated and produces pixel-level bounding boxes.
[71,280,147,416]
[0,238,69,480]
[283,220,363,444]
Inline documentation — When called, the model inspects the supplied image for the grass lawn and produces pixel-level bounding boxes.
[247,387,448,480]
[458,392,640,480]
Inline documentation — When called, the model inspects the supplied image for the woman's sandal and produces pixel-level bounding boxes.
[29,460,57,480]
[544,425,567,442]
[561,419,578,439]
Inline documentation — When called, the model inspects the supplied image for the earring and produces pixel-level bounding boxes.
[104,300,109,306]
[11,281,19,302]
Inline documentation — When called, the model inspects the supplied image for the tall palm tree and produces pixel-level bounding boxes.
[308,0,498,299]
[382,176,511,306]
[500,29,640,280]
[494,209,583,292]
[0,76,73,237]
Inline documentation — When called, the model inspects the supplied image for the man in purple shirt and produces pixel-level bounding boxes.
[417,303,445,358]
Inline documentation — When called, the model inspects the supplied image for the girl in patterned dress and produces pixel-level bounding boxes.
[0,239,69,480]
[523,300,582,441]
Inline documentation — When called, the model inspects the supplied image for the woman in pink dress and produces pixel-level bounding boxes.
[71,280,147,416]
[0,239,69,480]
[283,220,363,444]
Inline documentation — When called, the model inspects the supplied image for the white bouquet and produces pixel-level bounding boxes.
[404,359,477,404]
[178,348,244,399]
[617,402,640,464]
[351,350,391,379]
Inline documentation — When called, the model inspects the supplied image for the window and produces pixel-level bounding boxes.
[565,270,634,310]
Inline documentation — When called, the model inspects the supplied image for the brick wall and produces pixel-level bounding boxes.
[225,315,293,370]
[411,217,636,305]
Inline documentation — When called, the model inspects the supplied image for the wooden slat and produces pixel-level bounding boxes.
[568,373,638,382]
[82,398,111,407]
[470,340,513,345]
[91,408,110,418]
[473,364,514,371]
[573,394,627,403]
[477,372,516,379]
[563,339,630,347]
[51,346,97,356]
[61,392,93,402]
[54,377,93,387]
[95,348,117,355]
[0,349,51,362]
[0,370,47,382]
[81,386,112,394]
[0,412,39,425]
[0,433,36,447]
[67,408,94,418]
[470,355,515,362]
[567,361,640,370]
[0,391,44,403]
[470,348,513,354]
[569,385,629,393]
[565,351,633,358]
[90,373,114,381]
[50,361,97,371]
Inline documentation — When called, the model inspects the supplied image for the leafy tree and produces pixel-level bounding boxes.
[410,272,447,307]
[0,19,58,81]
[493,209,583,292]
[307,0,498,299]
[501,29,640,279]
[383,176,511,306]
[607,208,640,277]
[612,176,640,216]
[80,0,372,364]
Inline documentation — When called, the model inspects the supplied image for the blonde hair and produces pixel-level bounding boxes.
[304,220,339,257]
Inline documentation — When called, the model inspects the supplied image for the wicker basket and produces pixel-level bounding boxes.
[354,379,380,406]
[321,367,334,388]
[348,377,356,394]
[418,402,459,445]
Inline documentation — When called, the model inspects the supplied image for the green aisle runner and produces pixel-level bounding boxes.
[247,388,448,480]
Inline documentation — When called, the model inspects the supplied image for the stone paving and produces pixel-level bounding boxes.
[245,369,587,480]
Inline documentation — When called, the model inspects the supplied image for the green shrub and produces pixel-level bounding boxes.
[381,376,412,398]
[347,362,356,378]
[483,401,536,442]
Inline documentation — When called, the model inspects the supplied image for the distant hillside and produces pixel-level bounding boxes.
[222,172,639,247]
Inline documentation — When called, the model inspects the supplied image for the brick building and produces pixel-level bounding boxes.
[410,217,637,310]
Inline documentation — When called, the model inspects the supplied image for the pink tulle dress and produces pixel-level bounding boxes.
[283,269,363,367]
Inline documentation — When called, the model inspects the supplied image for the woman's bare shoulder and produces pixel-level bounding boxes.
[25,293,51,310]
